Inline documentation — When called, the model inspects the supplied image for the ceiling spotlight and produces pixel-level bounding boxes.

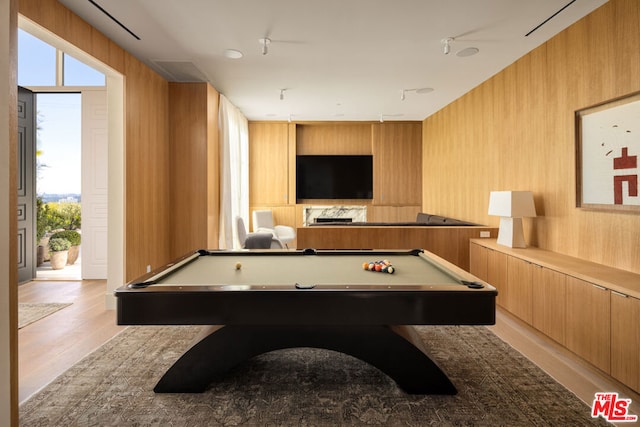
[441,37,454,55]
[279,89,286,100]
[456,47,479,57]
[400,90,406,101]
[379,114,384,123]
[259,37,271,55]
[223,49,243,59]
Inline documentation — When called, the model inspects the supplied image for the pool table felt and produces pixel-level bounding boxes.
[152,252,465,289]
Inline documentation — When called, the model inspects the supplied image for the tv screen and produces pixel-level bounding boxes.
[296,155,373,199]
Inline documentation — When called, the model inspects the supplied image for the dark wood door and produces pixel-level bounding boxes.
[17,87,36,284]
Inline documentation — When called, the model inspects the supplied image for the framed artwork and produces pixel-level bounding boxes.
[576,92,640,212]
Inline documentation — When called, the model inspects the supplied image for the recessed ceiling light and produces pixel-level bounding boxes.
[224,49,243,59]
[456,47,479,58]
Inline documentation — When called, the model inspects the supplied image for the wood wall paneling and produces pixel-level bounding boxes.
[422,0,640,274]
[296,123,372,155]
[372,123,422,206]
[169,83,218,258]
[249,122,290,206]
[124,57,171,280]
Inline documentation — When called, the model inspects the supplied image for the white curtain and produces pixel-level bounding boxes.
[218,95,249,249]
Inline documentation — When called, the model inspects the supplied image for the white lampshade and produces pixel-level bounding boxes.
[488,191,536,218]
[488,191,536,248]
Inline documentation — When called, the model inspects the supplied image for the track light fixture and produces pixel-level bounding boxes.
[400,90,406,101]
[279,89,286,100]
[259,37,271,55]
[441,37,454,55]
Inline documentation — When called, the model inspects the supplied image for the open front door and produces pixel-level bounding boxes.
[17,86,36,284]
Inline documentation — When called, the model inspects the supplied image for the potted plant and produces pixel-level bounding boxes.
[51,230,81,265]
[48,237,71,270]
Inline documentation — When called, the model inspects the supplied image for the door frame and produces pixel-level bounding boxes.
[19,17,125,309]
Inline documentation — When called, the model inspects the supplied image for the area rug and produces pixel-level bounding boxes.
[18,302,72,329]
[19,325,611,426]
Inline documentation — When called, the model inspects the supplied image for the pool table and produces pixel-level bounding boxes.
[115,248,497,394]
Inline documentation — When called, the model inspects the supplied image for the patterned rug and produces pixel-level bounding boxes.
[19,325,611,426]
[18,303,72,329]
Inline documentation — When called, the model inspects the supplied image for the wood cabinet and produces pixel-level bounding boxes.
[470,239,640,392]
[469,241,488,280]
[505,256,533,324]
[486,247,508,308]
[372,123,422,206]
[611,292,640,391]
[565,277,610,373]
[531,265,566,345]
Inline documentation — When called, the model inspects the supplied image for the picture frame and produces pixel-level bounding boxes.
[575,91,640,212]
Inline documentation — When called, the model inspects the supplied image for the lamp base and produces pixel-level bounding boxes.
[496,217,527,248]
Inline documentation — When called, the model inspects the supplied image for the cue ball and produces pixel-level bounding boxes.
[235,262,242,270]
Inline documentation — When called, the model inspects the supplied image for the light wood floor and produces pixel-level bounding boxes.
[18,279,124,403]
[18,280,640,421]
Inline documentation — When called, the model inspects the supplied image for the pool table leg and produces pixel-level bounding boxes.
[154,324,457,395]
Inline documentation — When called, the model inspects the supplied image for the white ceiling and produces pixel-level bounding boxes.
[56,0,607,122]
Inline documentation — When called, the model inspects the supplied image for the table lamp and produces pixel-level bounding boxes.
[488,191,536,248]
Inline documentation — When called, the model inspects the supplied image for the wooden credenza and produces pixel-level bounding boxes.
[470,239,640,393]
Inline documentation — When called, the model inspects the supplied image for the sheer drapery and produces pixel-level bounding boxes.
[218,95,249,249]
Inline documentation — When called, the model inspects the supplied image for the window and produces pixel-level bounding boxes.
[18,29,56,86]
[18,28,105,87]
[63,53,106,86]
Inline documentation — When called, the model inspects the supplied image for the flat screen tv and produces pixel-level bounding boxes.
[296,155,373,199]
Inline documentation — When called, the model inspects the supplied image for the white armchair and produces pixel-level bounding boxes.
[235,216,283,249]
[252,210,296,248]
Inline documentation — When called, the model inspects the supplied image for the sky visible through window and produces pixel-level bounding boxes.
[18,29,105,197]
[36,93,81,194]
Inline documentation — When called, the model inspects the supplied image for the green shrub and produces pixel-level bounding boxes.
[51,230,81,246]
[37,201,82,238]
[48,237,71,252]
[36,197,47,243]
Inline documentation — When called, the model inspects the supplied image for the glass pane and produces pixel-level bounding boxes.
[63,54,106,86]
[18,29,56,86]
[36,93,82,196]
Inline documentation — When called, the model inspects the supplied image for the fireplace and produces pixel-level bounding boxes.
[303,206,367,226]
